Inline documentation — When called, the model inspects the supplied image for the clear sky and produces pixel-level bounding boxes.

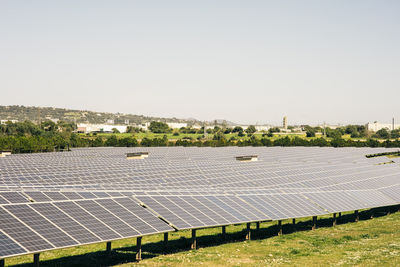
[1,1,399,125]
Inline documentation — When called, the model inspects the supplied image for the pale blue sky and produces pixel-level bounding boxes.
[1,1,399,125]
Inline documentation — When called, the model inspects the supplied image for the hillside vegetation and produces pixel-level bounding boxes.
[0,105,192,124]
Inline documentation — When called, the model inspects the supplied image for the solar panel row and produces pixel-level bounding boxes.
[0,147,399,260]
[0,197,173,258]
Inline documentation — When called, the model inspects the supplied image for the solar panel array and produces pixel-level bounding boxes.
[0,146,399,259]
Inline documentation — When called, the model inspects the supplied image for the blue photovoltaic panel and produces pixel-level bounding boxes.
[29,203,101,244]
[75,200,141,238]
[4,204,78,248]
[0,192,29,203]
[0,230,27,258]
[0,147,399,259]
[0,207,54,252]
[53,201,121,241]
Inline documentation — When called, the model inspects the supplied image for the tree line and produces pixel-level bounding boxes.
[1,121,399,154]
[2,134,400,154]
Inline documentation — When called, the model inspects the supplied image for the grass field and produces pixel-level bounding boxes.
[5,206,400,267]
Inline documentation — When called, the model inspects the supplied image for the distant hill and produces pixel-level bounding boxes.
[0,105,202,125]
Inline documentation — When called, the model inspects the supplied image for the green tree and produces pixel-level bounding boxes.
[118,137,138,147]
[391,129,400,139]
[232,126,243,133]
[105,135,118,146]
[326,128,342,139]
[306,129,316,137]
[246,125,257,134]
[148,121,170,133]
[268,127,280,133]
[376,128,390,139]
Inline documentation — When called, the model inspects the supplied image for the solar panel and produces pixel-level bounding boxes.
[137,196,192,229]
[75,200,141,238]
[346,190,397,208]
[0,147,399,260]
[180,196,231,225]
[43,192,68,201]
[304,191,365,213]
[3,204,78,248]
[0,230,27,258]
[200,195,251,222]
[0,207,54,252]
[0,195,9,204]
[0,192,29,203]
[113,197,172,232]
[150,196,207,228]
[24,192,52,202]
[379,185,400,202]
[61,192,83,200]
[29,203,101,244]
[213,196,267,221]
[191,196,243,224]
[53,201,121,240]
[96,198,172,235]
[239,195,287,220]
[166,196,219,226]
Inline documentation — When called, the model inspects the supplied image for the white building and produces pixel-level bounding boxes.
[366,121,399,132]
[167,122,188,129]
[239,125,270,132]
[134,122,150,130]
[0,120,18,124]
[255,125,270,131]
[283,116,288,129]
[77,123,127,133]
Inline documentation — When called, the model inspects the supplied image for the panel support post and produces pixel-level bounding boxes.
[256,222,260,230]
[222,226,226,239]
[34,253,40,267]
[354,210,359,222]
[312,216,317,230]
[136,237,142,262]
[333,213,337,226]
[245,223,251,240]
[278,220,282,236]
[163,232,168,254]
[292,218,296,226]
[191,229,197,250]
[0,259,4,267]
[370,209,374,219]
[106,241,112,255]
[387,207,391,216]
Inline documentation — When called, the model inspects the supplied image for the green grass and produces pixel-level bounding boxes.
[5,207,400,266]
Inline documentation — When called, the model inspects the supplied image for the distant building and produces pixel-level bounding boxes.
[255,125,270,131]
[239,125,270,132]
[366,121,400,132]
[0,120,18,124]
[192,124,202,129]
[77,123,127,133]
[134,122,150,130]
[45,117,59,123]
[167,122,188,129]
[106,119,114,124]
[283,116,288,129]
[315,124,342,130]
